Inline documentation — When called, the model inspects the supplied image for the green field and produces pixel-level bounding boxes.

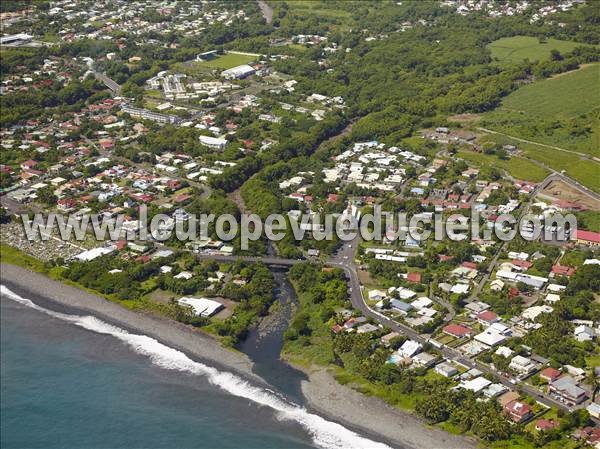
[477,133,600,192]
[496,64,600,118]
[457,150,549,182]
[478,63,600,190]
[286,1,353,19]
[199,53,257,69]
[487,35,594,64]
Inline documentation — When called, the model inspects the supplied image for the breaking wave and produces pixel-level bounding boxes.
[1,285,392,449]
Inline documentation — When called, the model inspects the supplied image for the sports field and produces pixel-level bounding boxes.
[487,35,594,64]
[199,53,257,69]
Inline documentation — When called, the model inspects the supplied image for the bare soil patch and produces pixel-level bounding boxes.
[539,179,600,211]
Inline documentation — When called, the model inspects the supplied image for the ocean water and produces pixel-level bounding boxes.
[0,285,393,449]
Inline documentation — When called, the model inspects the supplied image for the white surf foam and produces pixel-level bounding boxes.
[1,285,392,449]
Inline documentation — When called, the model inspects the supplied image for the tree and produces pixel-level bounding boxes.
[37,187,57,206]
[550,49,564,61]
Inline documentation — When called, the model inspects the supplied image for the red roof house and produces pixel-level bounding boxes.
[20,159,38,170]
[503,400,533,423]
[407,272,422,284]
[575,230,600,246]
[535,419,559,431]
[512,259,533,270]
[476,310,499,325]
[539,367,561,383]
[173,193,192,204]
[551,265,576,278]
[443,324,473,338]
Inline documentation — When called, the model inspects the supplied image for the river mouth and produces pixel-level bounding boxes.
[237,270,308,404]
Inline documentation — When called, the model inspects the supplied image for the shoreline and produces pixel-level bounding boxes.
[0,263,259,382]
[1,262,476,449]
[297,366,478,449]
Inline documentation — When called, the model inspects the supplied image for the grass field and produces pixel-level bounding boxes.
[496,64,600,118]
[477,133,600,192]
[478,63,600,190]
[487,35,594,64]
[457,150,549,182]
[286,1,353,19]
[199,53,257,69]
[576,211,600,233]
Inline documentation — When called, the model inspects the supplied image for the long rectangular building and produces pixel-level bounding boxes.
[121,105,180,124]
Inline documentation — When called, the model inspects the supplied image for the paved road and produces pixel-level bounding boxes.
[188,236,585,414]
[330,259,584,413]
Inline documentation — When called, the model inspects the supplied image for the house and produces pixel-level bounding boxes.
[483,383,508,399]
[535,419,559,432]
[57,198,77,211]
[474,328,507,347]
[174,271,193,280]
[20,159,38,170]
[344,316,367,330]
[357,323,379,334]
[575,229,600,247]
[539,367,561,383]
[544,293,561,304]
[495,346,514,358]
[548,375,588,406]
[459,376,492,393]
[307,249,320,257]
[586,403,600,419]
[508,355,537,376]
[490,279,505,292]
[390,299,413,315]
[476,310,500,326]
[574,325,595,342]
[551,265,576,278]
[498,391,520,407]
[398,340,422,358]
[369,289,387,301]
[380,332,400,347]
[331,324,344,334]
[199,135,228,149]
[406,272,422,284]
[504,400,533,424]
[522,305,553,322]
[443,323,473,338]
[178,297,223,317]
[412,352,437,368]
[572,427,600,446]
[434,362,458,377]
[512,259,533,271]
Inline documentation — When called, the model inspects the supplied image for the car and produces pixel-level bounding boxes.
[343,256,349,260]
[347,244,352,248]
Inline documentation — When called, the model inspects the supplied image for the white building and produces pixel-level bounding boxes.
[199,135,228,149]
[178,297,223,317]
[221,64,255,80]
